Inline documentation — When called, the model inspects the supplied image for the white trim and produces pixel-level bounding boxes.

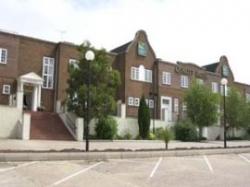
[2,84,11,95]
[180,75,189,88]
[134,97,140,106]
[128,97,134,106]
[161,96,172,122]
[0,48,8,64]
[162,72,171,85]
[42,56,55,89]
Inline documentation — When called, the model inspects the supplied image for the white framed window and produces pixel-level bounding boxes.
[162,72,171,85]
[0,48,8,64]
[174,98,179,113]
[145,69,152,83]
[131,66,152,83]
[131,67,139,80]
[181,75,189,88]
[246,93,250,102]
[149,99,154,108]
[2,84,11,95]
[182,103,187,111]
[212,82,219,93]
[134,98,140,106]
[128,97,134,106]
[69,59,79,69]
[42,57,55,89]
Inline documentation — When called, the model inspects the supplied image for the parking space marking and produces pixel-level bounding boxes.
[203,155,213,173]
[0,161,37,173]
[50,161,103,186]
[239,154,250,163]
[149,157,162,178]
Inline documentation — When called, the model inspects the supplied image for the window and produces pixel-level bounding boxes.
[162,72,171,85]
[69,59,79,69]
[128,97,134,106]
[134,98,140,106]
[182,103,187,111]
[42,57,55,89]
[149,99,154,108]
[131,66,152,83]
[145,69,152,83]
[0,48,8,64]
[174,98,179,113]
[131,67,139,80]
[212,82,219,93]
[181,75,189,88]
[246,93,250,102]
[2,84,11,95]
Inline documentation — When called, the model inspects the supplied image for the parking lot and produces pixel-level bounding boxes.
[0,153,249,187]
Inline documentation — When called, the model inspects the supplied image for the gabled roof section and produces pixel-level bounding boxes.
[110,41,132,54]
[202,62,220,72]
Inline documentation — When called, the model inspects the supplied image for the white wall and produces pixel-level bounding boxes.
[113,117,171,138]
[0,105,22,138]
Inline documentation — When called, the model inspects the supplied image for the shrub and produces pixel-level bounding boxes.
[123,132,132,140]
[174,120,198,142]
[95,116,117,140]
[149,132,156,140]
[138,95,150,139]
[155,127,165,140]
[161,128,173,149]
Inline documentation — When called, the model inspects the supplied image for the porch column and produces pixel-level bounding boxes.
[17,81,24,110]
[32,85,38,111]
[37,85,41,108]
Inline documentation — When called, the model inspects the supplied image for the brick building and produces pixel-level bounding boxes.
[0,29,250,126]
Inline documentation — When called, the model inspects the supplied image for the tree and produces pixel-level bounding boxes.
[66,41,121,122]
[184,81,219,140]
[138,95,150,139]
[225,88,248,134]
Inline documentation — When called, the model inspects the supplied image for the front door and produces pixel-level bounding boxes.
[161,96,172,122]
[23,85,33,110]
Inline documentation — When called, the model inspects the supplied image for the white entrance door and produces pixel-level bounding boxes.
[161,96,172,122]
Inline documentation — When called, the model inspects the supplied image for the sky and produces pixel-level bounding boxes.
[0,0,249,84]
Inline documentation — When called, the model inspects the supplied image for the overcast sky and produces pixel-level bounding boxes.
[1,0,249,84]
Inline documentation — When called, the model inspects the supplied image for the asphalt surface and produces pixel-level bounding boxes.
[0,153,249,187]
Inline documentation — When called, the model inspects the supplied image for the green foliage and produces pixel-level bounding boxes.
[226,87,249,130]
[95,116,118,140]
[184,81,219,140]
[66,41,121,120]
[138,95,151,139]
[155,127,165,139]
[174,120,198,142]
[160,128,173,149]
[149,132,156,140]
[123,132,132,140]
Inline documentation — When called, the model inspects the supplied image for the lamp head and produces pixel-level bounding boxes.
[85,50,95,61]
[220,78,228,85]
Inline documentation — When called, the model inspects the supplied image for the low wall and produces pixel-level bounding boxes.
[0,105,22,138]
[113,117,171,138]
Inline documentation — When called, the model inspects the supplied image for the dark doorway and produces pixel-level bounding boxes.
[23,92,32,110]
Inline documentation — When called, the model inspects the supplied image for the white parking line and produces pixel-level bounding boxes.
[149,157,162,178]
[0,161,37,173]
[50,161,103,186]
[203,155,214,173]
[239,154,250,163]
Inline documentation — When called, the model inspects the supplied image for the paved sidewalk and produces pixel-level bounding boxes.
[0,139,249,152]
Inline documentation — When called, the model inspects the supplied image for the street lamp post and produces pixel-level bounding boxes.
[85,50,95,152]
[221,78,228,148]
